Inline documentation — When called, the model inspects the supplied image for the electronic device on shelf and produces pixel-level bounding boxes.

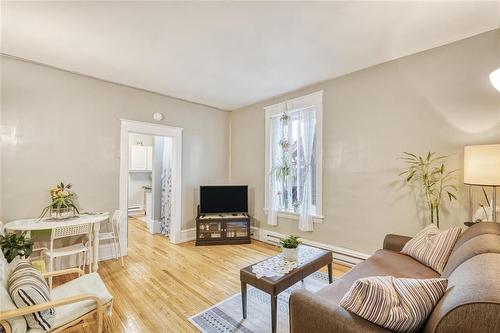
[196,185,250,246]
[200,185,248,214]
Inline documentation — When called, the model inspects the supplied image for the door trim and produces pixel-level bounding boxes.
[119,119,183,250]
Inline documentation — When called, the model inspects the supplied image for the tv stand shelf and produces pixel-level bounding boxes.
[195,214,251,246]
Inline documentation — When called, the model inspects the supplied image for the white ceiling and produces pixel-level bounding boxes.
[2,1,499,110]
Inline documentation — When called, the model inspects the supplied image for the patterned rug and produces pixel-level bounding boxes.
[189,272,333,333]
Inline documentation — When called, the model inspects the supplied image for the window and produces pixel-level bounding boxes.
[265,91,323,225]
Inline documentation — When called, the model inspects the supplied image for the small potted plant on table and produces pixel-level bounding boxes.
[279,235,301,261]
[39,182,80,219]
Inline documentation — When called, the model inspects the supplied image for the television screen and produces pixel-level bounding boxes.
[200,185,248,214]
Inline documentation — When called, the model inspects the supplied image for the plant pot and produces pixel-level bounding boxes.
[282,246,299,261]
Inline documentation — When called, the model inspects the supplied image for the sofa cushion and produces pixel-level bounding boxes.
[451,221,500,252]
[340,276,447,333]
[1,282,28,333]
[442,233,500,278]
[401,225,461,274]
[49,272,112,330]
[8,261,54,331]
[316,249,439,304]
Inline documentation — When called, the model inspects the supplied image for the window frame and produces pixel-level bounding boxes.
[264,91,324,223]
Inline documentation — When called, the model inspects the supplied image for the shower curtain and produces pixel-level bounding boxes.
[159,138,172,235]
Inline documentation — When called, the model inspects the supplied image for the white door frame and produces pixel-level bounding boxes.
[119,119,183,250]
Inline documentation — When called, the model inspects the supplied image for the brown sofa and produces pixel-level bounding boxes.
[289,222,500,333]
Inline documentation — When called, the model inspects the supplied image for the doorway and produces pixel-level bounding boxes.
[119,120,183,256]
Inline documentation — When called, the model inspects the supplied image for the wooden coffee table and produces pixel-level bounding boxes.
[240,245,333,333]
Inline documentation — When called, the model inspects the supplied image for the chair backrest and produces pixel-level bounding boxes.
[111,210,123,234]
[52,223,91,241]
[423,222,500,333]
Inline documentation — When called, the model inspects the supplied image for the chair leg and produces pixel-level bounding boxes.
[77,253,81,277]
[83,250,87,274]
[96,305,103,333]
[118,238,124,267]
[87,242,93,273]
[114,237,118,260]
[48,257,53,290]
[111,237,117,261]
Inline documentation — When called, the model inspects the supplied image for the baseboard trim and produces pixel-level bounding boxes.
[98,238,128,261]
[143,225,369,267]
[180,228,196,243]
[251,227,370,267]
[147,219,161,234]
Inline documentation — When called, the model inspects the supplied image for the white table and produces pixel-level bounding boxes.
[4,213,109,272]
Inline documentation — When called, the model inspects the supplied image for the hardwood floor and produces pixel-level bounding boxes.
[59,217,350,333]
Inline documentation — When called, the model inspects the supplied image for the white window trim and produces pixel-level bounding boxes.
[264,90,324,223]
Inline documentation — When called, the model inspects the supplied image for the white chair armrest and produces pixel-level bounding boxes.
[0,294,103,322]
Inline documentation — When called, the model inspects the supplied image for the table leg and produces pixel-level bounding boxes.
[328,262,333,284]
[241,281,247,319]
[271,294,277,333]
[93,223,100,272]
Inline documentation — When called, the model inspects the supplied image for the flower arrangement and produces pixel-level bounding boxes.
[0,232,33,263]
[39,182,79,219]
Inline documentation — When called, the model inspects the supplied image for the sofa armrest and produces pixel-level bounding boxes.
[383,234,412,252]
[289,289,391,333]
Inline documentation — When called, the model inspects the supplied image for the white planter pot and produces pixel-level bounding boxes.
[282,246,299,261]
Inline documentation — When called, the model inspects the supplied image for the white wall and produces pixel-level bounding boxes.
[230,29,500,255]
[128,133,153,209]
[1,56,230,230]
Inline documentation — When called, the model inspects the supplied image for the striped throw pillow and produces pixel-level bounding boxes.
[401,224,462,274]
[8,261,55,331]
[340,276,447,333]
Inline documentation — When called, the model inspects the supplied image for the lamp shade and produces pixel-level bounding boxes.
[464,144,500,186]
[490,68,500,91]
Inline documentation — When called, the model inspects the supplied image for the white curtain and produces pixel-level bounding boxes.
[297,109,316,231]
[160,139,172,235]
[267,115,282,226]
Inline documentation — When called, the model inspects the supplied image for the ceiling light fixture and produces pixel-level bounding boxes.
[153,112,164,121]
[489,68,500,91]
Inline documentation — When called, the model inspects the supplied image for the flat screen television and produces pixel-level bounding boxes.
[200,185,248,214]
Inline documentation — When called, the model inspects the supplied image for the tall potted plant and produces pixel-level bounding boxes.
[399,152,458,227]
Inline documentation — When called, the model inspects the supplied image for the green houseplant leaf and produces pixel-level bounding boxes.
[400,151,458,227]
[0,232,34,263]
[279,235,301,249]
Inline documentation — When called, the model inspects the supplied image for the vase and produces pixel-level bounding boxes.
[282,246,299,261]
[50,207,76,220]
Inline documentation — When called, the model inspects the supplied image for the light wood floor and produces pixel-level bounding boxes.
[58,217,350,333]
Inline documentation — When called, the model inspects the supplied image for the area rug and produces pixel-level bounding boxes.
[189,272,333,333]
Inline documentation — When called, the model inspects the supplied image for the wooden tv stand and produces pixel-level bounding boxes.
[195,213,251,246]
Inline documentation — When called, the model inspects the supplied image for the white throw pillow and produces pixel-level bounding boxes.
[340,276,448,333]
[8,261,55,331]
[401,224,462,274]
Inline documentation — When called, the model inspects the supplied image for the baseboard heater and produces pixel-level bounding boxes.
[127,206,144,213]
[263,233,366,267]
